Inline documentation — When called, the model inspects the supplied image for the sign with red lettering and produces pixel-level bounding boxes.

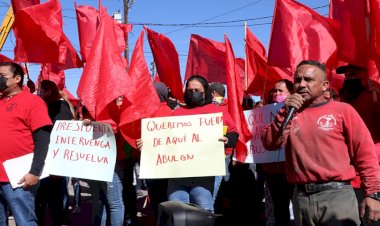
[45,120,116,182]
[237,103,285,163]
[140,113,225,178]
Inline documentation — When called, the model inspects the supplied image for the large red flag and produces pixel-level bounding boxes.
[37,64,65,90]
[144,26,183,101]
[185,34,227,84]
[13,0,66,64]
[224,34,252,163]
[11,0,40,12]
[77,14,129,120]
[329,0,368,67]
[119,31,161,148]
[268,0,340,71]
[246,26,292,99]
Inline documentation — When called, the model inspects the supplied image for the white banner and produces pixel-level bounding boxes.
[140,113,225,179]
[46,120,116,182]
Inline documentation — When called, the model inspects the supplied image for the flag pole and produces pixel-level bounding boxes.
[244,21,248,91]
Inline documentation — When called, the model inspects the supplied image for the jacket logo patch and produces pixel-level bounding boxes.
[317,114,336,131]
[6,103,17,112]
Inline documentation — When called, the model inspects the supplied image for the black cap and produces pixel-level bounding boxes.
[335,64,366,74]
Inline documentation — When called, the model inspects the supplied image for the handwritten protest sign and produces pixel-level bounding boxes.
[46,120,116,182]
[239,103,285,163]
[140,113,225,179]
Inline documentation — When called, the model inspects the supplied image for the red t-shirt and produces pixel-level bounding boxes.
[172,103,237,154]
[0,91,52,182]
[262,101,380,195]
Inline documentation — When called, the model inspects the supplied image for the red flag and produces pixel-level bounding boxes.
[245,26,266,91]
[75,4,99,62]
[119,31,161,147]
[11,0,40,12]
[77,14,129,120]
[246,26,292,98]
[268,0,340,71]
[75,3,132,64]
[37,64,65,90]
[59,34,83,70]
[329,0,368,67]
[185,34,227,84]
[114,23,132,54]
[224,34,252,163]
[368,0,380,86]
[144,26,183,101]
[13,0,67,64]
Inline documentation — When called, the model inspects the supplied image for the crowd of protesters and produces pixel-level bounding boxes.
[0,60,380,226]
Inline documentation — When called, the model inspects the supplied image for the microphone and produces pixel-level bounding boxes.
[279,107,296,133]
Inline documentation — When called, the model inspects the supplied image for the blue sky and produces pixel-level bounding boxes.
[0,0,329,97]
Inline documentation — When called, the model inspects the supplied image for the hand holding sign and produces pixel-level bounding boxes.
[140,113,225,179]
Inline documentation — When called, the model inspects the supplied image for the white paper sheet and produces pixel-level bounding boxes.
[3,153,49,188]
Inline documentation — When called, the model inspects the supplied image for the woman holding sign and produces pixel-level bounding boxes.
[262,79,295,226]
[168,75,239,213]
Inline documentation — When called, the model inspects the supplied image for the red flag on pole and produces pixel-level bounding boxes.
[75,3,132,64]
[59,34,83,70]
[245,26,292,98]
[144,26,183,101]
[185,34,227,84]
[119,31,161,147]
[13,0,67,64]
[75,4,99,62]
[224,34,252,163]
[11,0,40,12]
[77,14,129,121]
[268,0,340,71]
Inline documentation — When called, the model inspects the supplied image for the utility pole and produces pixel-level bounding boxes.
[123,0,135,67]
[150,61,156,79]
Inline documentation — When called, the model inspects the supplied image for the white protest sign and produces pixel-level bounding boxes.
[140,113,225,179]
[46,120,116,182]
[240,103,285,163]
[3,153,49,188]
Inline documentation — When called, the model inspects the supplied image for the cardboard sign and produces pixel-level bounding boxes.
[46,120,116,182]
[240,103,285,163]
[140,113,225,179]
